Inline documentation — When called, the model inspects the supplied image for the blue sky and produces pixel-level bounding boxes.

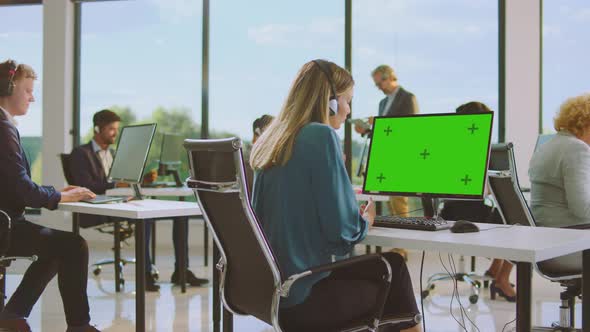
[0,0,587,140]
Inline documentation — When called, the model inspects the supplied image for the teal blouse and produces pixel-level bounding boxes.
[251,123,368,308]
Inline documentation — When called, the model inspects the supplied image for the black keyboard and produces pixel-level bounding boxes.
[374,216,451,231]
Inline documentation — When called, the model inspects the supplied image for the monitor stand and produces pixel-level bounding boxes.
[423,196,441,219]
[131,183,143,200]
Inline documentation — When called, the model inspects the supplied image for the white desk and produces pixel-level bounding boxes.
[106,187,193,197]
[362,223,590,331]
[108,186,388,202]
[59,199,201,332]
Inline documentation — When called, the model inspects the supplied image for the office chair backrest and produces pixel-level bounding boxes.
[0,210,10,259]
[59,153,75,185]
[184,138,283,326]
[487,143,537,227]
[489,143,511,171]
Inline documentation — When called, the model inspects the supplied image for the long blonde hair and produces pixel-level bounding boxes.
[250,60,354,170]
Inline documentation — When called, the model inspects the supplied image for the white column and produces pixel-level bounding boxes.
[504,0,541,187]
[41,0,75,228]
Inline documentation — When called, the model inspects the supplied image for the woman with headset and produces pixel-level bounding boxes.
[0,59,100,332]
[250,60,420,332]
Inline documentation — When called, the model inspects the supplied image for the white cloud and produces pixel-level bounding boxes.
[543,24,561,38]
[148,0,200,22]
[247,24,303,45]
[247,17,343,47]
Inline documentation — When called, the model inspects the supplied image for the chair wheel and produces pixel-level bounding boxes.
[469,294,478,304]
[421,290,430,299]
[474,281,482,288]
[93,268,101,276]
[151,271,159,281]
[119,278,125,286]
[429,284,435,290]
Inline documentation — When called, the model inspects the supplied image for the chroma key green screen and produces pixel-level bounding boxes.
[363,113,494,199]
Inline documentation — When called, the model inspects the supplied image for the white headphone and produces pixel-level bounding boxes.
[312,60,338,116]
[94,125,100,133]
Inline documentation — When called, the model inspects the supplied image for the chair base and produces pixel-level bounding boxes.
[533,326,580,332]
[422,272,493,304]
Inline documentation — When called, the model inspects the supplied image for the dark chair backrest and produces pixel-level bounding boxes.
[487,143,537,227]
[0,210,10,258]
[184,138,282,326]
[489,143,512,171]
[59,153,75,185]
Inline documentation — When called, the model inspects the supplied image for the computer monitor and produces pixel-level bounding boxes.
[157,133,185,186]
[109,123,157,199]
[534,134,555,152]
[363,112,493,200]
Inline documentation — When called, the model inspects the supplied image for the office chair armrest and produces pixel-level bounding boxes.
[279,254,391,298]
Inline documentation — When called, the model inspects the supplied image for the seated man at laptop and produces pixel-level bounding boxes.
[69,110,207,290]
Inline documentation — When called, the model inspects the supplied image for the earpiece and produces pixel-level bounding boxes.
[94,126,100,133]
[312,60,338,116]
[0,60,18,97]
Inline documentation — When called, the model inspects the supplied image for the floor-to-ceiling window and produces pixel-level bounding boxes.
[78,0,202,180]
[0,4,44,183]
[209,0,344,149]
[351,0,499,182]
[542,0,590,133]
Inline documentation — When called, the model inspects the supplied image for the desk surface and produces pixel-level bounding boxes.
[58,199,201,220]
[107,187,193,197]
[363,223,590,263]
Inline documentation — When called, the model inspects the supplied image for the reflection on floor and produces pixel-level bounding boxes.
[3,233,580,331]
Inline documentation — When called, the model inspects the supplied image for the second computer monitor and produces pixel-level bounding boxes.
[160,133,185,166]
[363,112,494,199]
[109,123,157,184]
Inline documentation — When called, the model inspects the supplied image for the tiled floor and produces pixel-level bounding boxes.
[3,222,580,332]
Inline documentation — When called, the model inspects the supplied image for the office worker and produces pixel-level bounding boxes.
[69,110,207,292]
[250,60,420,332]
[530,93,590,228]
[440,101,515,302]
[0,60,100,332]
[246,115,274,193]
[355,65,433,220]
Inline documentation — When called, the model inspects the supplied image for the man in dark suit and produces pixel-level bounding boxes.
[70,110,207,291]
[0,59,99,332]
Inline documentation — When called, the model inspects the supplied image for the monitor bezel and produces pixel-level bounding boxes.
[361,112,494,200]
[108,123,157,184]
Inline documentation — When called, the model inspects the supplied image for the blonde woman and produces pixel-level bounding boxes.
[530,94,590,227]
[250,60,420,332]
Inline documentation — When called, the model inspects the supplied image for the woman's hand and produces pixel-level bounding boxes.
[60,187,96,203]
[361,198,376,227]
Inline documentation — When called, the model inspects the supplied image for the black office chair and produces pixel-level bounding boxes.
[58,153,140,287]
[0,209,38,311]
[184,137,420,332]
[488,143,581,331]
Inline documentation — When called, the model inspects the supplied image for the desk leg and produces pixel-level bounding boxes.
[180,217,187,293]
[179,196,187,293]
[213,245,220,332]
[72,212,80,235]
[583,250,590,331]
[114,220,122,293]
[135,221,146,332]
[204,222,209,267]
[516,262,532,332]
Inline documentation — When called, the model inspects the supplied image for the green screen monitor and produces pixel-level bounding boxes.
[363,112,493,199]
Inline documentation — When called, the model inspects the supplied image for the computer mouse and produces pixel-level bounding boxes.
[450,220,480,233]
